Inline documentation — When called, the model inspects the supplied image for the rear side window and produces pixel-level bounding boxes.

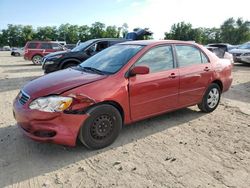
[51,43,63,50]
[135,45,174,73]
[27,43,38,49]
[40,43,52,49]
[175,45,208,67]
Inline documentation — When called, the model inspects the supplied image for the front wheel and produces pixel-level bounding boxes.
[78,104,122,149]
[15,52,20,56]
[198,83,221,113]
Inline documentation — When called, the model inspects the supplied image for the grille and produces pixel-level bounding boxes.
[18,90,30,105]
[233,53,241,57]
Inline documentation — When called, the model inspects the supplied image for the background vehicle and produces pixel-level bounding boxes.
[64,44,76,50]
[3,46,11,51]
[125,28,153,40]
[13,40,233,149]
[206,44,234,63]
[11,47,24,56]
[24,41,66,64]
[229,42,250,64]
[42,38,128,73]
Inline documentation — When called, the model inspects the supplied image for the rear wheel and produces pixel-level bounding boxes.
[32,55,42,64]
[198,83,221,113]
[78,104,122,149]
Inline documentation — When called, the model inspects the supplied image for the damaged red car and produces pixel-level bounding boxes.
[13,40,233,149]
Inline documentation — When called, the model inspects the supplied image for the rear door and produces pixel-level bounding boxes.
[129,45,179,121]
[174,44,212,106]
[40,43,53,56]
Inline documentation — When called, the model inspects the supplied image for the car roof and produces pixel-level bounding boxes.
[27,41,61,43]
[119,40,198,46]
[84,38,129,42]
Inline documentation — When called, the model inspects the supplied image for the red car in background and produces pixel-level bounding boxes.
[24,41,66,64]
[13,40,233,149]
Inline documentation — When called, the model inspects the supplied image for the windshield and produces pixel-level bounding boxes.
[238,43,250,49]
[71,39,96,52]
[79,44,144,74]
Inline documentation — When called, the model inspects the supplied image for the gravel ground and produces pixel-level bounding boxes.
[0,51,249,188]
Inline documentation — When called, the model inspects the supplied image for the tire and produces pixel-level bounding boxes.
[32,55,42,64]
[78,104,122,149]
[63,62,78,69]
[198,83,221,113]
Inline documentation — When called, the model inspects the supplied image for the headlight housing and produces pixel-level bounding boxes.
[29,96,73,112]
[53,55,63,59]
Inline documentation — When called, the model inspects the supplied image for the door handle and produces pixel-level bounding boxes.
[204,67,210,71]
[168,73,176,79]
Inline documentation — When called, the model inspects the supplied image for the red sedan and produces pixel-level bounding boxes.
[13,40,233,149]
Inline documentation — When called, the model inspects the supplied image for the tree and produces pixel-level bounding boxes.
[67,25,79,43]
[121,23,128,38]
[164,22,194,41]
[105,26,119,38]
[78,25,90,41]
[35,26,58,41]
[3,24,23,47]
[89,22,106,38]
[21,25,34,46]
[220,18,250,44]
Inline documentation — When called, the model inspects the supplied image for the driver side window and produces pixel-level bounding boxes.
[135,45,174,73]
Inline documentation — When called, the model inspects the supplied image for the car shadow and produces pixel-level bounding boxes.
[0,63,38,67]
[0,76,39,93]
[0,107,205,187]
[233,62,250,68]
[3,68,42,73]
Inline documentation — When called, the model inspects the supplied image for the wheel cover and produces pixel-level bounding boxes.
[207,88,219,108]
[90,114,114,140]
[33,56,41,64]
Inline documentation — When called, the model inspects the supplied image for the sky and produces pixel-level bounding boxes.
[0,0,249,39]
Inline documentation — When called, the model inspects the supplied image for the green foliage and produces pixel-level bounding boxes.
[164,18,250,44]
[1,18,249,47]
[0,22,129,47]
[220,18,250,44]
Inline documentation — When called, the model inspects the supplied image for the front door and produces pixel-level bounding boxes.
[129,45,179,121]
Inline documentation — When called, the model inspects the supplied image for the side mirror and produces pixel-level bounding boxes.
[130,66,149,76]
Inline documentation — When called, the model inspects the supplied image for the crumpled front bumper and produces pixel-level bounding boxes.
[13,98,89,146]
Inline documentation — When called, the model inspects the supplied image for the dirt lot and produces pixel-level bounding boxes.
[0,51,249,188]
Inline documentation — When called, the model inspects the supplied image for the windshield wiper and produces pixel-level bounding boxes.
[79,66,106,75]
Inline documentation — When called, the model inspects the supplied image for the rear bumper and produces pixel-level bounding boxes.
[222,76,233,93]
[24,56,30,61]
[13,98,89,146]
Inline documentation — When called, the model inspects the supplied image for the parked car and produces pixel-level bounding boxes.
[64,44,76,50]
[24,41,66,64]
[42,38,128,73]
[229,42,250,64]
[125,28,153,40]
[11,47,24,56]
[13,40,233,149]
[206,44,234,64]
[3,46,11,51]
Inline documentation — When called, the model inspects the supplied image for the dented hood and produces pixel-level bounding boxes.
[22,68,107,98]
